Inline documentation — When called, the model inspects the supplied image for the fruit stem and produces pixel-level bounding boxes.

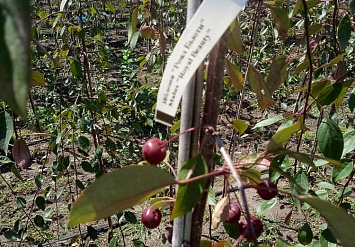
[162,125,212,147]
[177,168,228,184]
[210,130,258,245]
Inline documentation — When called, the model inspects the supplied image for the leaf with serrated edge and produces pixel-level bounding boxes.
[68,166,175,227]
[299,196,355,247]
[212,197,229,229]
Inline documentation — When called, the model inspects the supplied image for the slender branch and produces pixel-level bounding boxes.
[295,0,314,173]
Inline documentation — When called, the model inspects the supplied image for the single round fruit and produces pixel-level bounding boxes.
[225,202,241,223]
[167,228,173,244]
[239,215,263,241]
[256,180,278,200]
[141,206,162,229]
[142,138,167,165]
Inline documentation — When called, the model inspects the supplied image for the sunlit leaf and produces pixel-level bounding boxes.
[227,18,242,54]
[318,118,343,160]
[212,197,229,229]
[297,79,331,98]
[225,59,243,92]
[248,65,274,110]
[256,198,277,215]
[68,166,176,227]
[105,3,116,13]
[343,129,355,156]
[299,196,355,247]
[128,7,138,44]
[231,120,248,136]
[31,70,47,86]
[60,0,68,11]
[171,154,207,220]
[253,115,283,129]
[267,120,303,152]
[295,59,309,74]
[332,159,353,183]
[266,55,287,93]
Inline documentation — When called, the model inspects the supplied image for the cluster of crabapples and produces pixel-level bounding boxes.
[140,138,278,242]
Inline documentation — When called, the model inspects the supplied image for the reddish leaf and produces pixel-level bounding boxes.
[12,138,31,169]
[225,59,243,92]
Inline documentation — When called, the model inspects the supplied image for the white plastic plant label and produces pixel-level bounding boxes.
[155,0,247,126]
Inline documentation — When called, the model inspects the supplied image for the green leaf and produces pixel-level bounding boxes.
[298,79,331,98]
[105,3,116,13]
[298,223,313,245]
[308,23,323,36]
[271,7,290,40]
[31,70,47,86]
[256,197,277,215]
[332,159,353,183]
[299,196,355,247]
[333,80,352,109]
[292,0,302,17]
[227,18,242,54]
[11,164,23,181]
[207,186,216,206]
[94,145,103,160]
[68,166,176,227]
[338,15,351,50]
[318,118,344,160]
[266,55,287,93]
[281,150,315,169]
[35,196,46,211]
[343,129,355,156]
[171,154,207,220]
[276,238,294,247]
[317,83,343,107]
[351,0,355,14]
[295,60,309,74]
[0,0,30,117]
[269,155,289,182]
[70,59,82,79]
[0,155,12,164]
[170,120,180,135]
[87,225,98,240]
[200,240,212,247]
[128,7,138,44]
[267,120,303,152]
[248,65,274,110]
[77,135,91,151]
[253,115,283,129]
[231,120,248,136]
[349,89,355,112]
[16,197,26,208]
[223,222,240,240]
[0,112,13,153]
[225,59,243,92]
[35,174,43,188]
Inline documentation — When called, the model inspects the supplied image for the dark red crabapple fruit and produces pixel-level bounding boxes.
[141,206,162,229]
[167,228,173,244]
[256,180,278,200]
[239,215,263,241]
[225,202,241,223]
[142,138,167,165]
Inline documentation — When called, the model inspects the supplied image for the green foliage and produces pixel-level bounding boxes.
[68,166,175,227]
